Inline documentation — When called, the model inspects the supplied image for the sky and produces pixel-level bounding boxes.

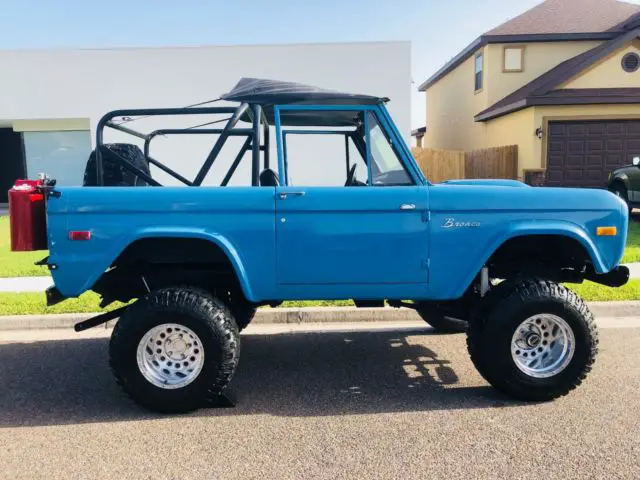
[1,0,639,129]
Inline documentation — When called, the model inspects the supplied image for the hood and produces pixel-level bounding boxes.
[440,179,529,187]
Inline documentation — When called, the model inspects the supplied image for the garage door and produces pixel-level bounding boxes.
[546,120,640,188]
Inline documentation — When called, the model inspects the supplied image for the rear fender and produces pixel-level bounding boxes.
[54,227,254,301]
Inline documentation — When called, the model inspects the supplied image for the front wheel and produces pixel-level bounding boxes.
[467,279,598,401]
[109,287,240,413]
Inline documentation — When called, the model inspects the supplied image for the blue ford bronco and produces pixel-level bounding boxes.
[24,78,631,412]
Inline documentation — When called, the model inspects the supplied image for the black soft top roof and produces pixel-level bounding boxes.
[221,78,387,127]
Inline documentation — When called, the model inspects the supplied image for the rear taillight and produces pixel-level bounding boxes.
[68,231,92,241]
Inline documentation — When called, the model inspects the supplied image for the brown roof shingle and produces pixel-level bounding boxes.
[486,0,640,35]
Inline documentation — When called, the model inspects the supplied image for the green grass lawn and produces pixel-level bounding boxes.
[0,291,126,316]
[0,216,49,278]
[622,220,640,263]
[0,283,637,316]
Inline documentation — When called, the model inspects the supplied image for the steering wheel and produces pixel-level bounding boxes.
[345,163,358,186]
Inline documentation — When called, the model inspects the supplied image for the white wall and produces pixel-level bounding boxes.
[0,42,411,186]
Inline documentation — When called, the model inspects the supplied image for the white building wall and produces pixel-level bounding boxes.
[0,42,411,186]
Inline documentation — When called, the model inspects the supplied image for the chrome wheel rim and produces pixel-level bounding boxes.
[511,314,575,378]
[136,323,204,389]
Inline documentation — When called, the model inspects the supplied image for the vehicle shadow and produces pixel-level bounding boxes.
[0,328,526,428]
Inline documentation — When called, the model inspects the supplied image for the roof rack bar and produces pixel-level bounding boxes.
[221,137,252,187]
[105,121,150,140]
[192,103,250,186]
[143,128,252,159]
[105,106,238,117]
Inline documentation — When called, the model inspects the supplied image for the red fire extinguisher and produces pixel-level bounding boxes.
[8,179,48,251]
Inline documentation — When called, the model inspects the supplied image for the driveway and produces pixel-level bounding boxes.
[1,322,639,479]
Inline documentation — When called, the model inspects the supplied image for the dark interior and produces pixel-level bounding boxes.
[0,128,26,203]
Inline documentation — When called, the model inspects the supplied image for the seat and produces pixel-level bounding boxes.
[83,143,152,187]
[259,168,280,187]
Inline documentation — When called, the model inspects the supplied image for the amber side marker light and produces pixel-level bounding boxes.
[596,226,617,236]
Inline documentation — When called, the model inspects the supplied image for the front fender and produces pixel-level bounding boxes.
[446,220,607,300]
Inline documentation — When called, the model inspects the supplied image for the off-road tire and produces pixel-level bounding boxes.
[466,279,598,401]
[109,287,240,413]
[416,310,467,333]
[83,143,151,187]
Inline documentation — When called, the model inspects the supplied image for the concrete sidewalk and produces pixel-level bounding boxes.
[2,263,640,293]
[0,276,52,293]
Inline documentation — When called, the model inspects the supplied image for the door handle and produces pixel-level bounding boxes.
[400,204,416,210]
[279,191,306,199]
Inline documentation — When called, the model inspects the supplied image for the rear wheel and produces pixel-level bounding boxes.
[467,279,598,401]
[110,287,240,413]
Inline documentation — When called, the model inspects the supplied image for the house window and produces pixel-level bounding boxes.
[474,52,483,91]
[22,130,92,186]
[622,52,640,73]
[504,46,524,72]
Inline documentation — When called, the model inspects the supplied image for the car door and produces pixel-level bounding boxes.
[274,108,430,287]
[276,186,429,284]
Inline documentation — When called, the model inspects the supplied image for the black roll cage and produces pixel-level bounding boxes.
[95,102,368,187]
[95,103,269,187]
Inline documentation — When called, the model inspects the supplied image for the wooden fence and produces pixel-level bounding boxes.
[411,145,518,182]
[411,148,465,184]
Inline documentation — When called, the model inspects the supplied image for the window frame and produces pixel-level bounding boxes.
[503,45,525,73]
[474,51,484,92]
[366,111,415,187]
[280,129,367,186]
[273,104,425,187]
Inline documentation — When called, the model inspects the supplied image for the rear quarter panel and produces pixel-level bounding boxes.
[47,187,275,301]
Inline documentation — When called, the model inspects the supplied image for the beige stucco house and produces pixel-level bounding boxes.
[420,0,640,187]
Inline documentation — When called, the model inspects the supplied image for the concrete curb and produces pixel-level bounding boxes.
[0,302,638,331]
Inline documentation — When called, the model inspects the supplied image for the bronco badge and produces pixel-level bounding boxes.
[442,218,481,229]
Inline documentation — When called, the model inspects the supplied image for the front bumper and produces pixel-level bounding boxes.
[585,266,630,288]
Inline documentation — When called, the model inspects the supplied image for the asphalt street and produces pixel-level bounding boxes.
[0,321,639,480]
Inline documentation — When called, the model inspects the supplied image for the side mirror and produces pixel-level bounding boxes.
[634,156,640,167]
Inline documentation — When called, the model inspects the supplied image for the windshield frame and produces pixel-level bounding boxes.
[273,104,425,187]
